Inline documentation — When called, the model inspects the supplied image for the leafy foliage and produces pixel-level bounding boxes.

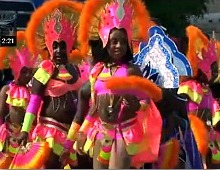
[144,0,210,37]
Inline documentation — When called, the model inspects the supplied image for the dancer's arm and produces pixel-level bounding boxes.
[21,79,44,133]
[18,60,53,143]
[0,85,9,125]
[65,80,95,149]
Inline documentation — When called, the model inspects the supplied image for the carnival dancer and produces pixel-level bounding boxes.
[62,0,164,169]
[16,0,84,168]
[0,31,37,168]
[60,38,107,169]
[178,25,220,169]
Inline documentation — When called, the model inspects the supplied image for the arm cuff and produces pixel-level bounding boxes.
[21,112,36,133]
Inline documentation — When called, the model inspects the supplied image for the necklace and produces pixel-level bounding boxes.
[107,94,114,114]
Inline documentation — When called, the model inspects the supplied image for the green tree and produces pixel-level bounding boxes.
[144,0,210,37]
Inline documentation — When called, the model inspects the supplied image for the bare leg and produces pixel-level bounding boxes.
[109,138,131,169]
[93,139,109,169]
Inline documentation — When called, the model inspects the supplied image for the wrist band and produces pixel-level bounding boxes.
[79,114,96,133]
[67,122,80,141]
[21,112,36,133]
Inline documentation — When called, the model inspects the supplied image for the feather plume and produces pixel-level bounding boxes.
[186,25,209,77]
[9,142,51,169]
[105,76,162,102]
[188,113,209,156]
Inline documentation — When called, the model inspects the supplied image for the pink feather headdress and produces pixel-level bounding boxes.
[199,40,218,80]
[98,0,133,47]
[0,31,37,80]
[78,0,155,56]
[186,25,218,80]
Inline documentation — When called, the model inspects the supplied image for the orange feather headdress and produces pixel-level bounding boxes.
[25,0,83,62]
[77,0,155,57]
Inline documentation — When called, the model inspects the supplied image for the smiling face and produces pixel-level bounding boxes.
[107,28,128,63]
[52,41,68,65]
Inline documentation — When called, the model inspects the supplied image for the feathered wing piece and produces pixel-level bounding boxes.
[105,76,162,102]
[0,31,38,79]
[9,142,50,169]
[25,0,83,62]
[77,0,155,56]
[186,25,218,80]
[188,113,209,156]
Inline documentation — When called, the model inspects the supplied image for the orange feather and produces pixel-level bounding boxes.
[188,113,209,156]
[105,76,162,102]
[0,31,26,70]
[186,25,209,77]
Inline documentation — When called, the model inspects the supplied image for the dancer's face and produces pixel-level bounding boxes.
[18,67,33,85]
[107,29,128,63]
[52,41,68,65]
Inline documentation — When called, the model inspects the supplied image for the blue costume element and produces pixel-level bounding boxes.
[134,26,192,88]
[133,26,203,169]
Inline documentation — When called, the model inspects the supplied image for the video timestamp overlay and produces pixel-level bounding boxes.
[0,10,17,47]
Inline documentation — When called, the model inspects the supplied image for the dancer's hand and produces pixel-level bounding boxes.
[75,131,87,155]
[60,149,70,166]
[16,131,28,145]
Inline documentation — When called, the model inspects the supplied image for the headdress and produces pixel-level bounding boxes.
[134,26,192,88]
[186,25,218,80]
[0,31,37,80]
[78,0,155,56]
[25,0,83,62]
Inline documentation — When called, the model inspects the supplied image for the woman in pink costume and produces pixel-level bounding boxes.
[16,0,84,168]
[0,31,37,168]
[178,25,220,168]
[62,0,163,169]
